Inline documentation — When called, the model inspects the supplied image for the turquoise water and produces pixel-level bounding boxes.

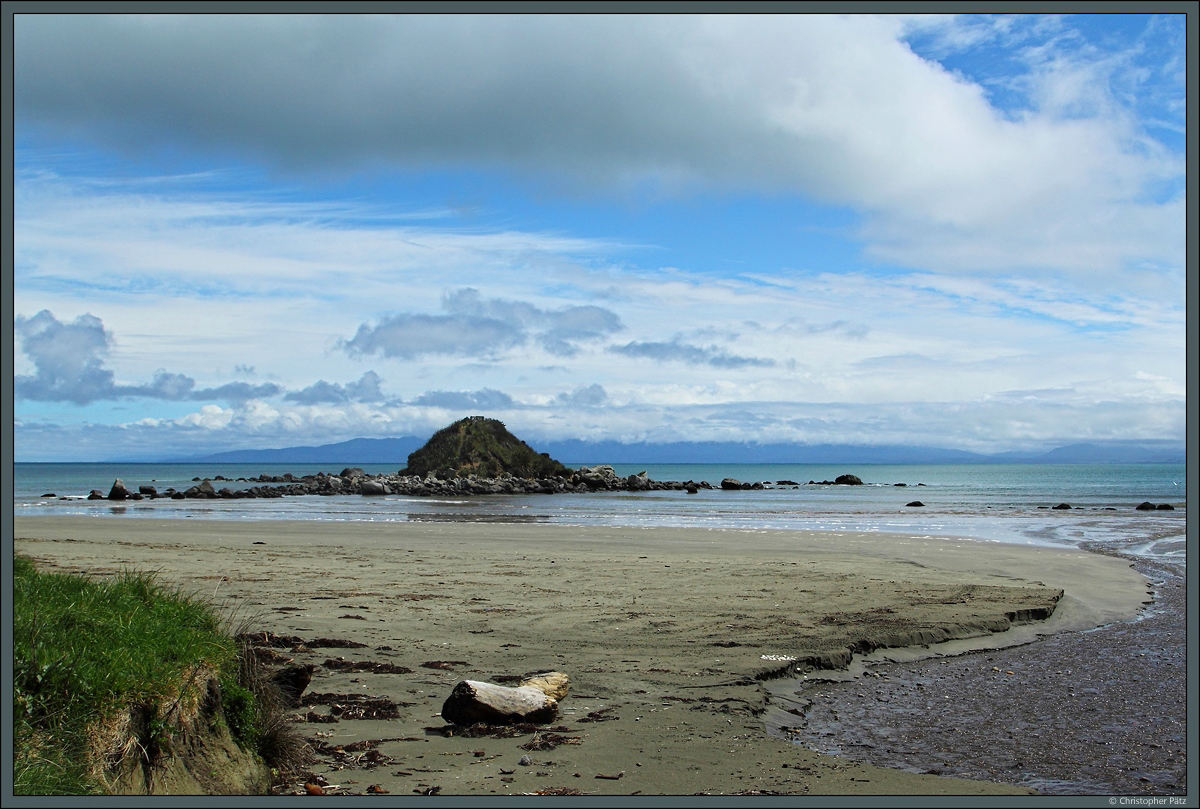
[12,462,1187,567]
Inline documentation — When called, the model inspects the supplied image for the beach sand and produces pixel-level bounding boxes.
[13,516,1151,796]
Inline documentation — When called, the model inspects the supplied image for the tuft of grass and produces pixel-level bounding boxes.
[13,554,305,795]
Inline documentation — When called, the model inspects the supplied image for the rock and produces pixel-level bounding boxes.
[834,474,864,485]
[1156,503,1175,511]
[776,480,799,486]
[1052,503,1072,510]
[441,679,558,726]
[906,501,925,507]
[360,480,389,496]
[686,485,698,494]
[139,485,157,496]
[107,479,131,500]
[1136,501,1157,511]
[340,467,366,479]
[577,465,621,489]
[894,483,908,487]
[721,478,743,490]
[184,480,217,498]
[625,472,651,491]
[518,671,570,701]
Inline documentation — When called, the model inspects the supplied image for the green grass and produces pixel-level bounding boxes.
[12,554,300,795]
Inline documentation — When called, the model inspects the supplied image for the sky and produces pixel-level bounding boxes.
[10,11,1189,462]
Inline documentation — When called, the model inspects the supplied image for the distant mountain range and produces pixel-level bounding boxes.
[167,437,1185,466]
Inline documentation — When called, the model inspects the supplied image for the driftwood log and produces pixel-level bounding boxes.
[441,680,559,726]
[518,671,570,701]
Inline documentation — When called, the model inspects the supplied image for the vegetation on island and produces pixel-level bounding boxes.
[401,416,572,479]
[13,555,304,795]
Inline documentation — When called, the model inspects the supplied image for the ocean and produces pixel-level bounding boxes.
[12,462,1187,570]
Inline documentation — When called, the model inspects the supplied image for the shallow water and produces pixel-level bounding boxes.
[14,463,1187,571]
[768,558,1187,796]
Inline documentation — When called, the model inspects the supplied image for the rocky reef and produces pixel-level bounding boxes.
[95,464,708,501]
[89,418,880,502]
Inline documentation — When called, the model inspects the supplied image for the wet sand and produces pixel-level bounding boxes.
[12,516,1151,796]
[768,558,1187,795]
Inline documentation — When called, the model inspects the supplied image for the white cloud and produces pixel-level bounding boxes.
[15,14,1182,276]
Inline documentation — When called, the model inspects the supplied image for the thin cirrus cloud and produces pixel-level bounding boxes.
[13,310,281,405]
[341,288,624,361]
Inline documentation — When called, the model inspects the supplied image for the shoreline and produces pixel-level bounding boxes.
[764,556,1186,795]
[12,516,1151,796]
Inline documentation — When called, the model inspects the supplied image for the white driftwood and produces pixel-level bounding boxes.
[441,680,558,726]
[518,671,570,701]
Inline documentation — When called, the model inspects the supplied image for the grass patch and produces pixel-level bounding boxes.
[13,554,304,795]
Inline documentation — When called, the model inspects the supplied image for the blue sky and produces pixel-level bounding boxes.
[11,12,1188,461]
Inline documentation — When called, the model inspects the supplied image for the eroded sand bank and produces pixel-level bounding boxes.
[12,516,1149,796]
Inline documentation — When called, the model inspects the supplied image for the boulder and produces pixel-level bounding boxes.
[441,680,558,726]
[1156,503,1175,511]
[1136,501,1157,511]
[906,501,925,507]
[577,466,621,489]
[107,479,131,500]
[834,474,864,485]
[720,478,743,490]
[87,489,106,500]
[138,485,157,496]
[340,467,366,480]
[184,480,217,498]
[360,480,389,496]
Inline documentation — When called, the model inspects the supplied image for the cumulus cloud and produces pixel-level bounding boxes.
[557,384,608,406]
[13,310,116,404]
[285,371,386,404]
[343,288,623,360]
[410,388,515,410]
[609,340,775,369]
[14,309,279,404]
[14,389,1184,462]
[14,14,1183,274]
[444,288,623,357]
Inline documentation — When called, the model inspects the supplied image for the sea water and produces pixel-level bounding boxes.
[11,462,1187,569]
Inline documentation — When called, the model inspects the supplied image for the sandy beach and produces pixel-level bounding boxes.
[13,515,1151,796]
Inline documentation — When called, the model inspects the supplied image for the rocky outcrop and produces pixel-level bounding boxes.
[402,416,571,480]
